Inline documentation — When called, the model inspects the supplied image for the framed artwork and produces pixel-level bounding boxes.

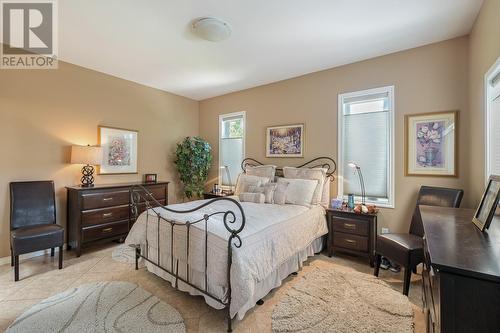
[98,126,138,175]
[472,175,500,231]
[144,173,157,183]
[266,124,304,157]
[405,111,458,177]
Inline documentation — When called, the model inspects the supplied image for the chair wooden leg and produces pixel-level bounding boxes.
[373,254,381,277]
[51,248,55,257]
[58,246,63,269]
[14,255,20,281]
[412,266,417,274]
[403,267,412,296]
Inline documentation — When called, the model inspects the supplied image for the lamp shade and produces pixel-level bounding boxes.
[71,145,103,165]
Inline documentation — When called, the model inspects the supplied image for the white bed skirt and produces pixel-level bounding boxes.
[145,236,325,320]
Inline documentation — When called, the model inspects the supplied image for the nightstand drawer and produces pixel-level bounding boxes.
[332,216,369,236]
[333,232,368,252]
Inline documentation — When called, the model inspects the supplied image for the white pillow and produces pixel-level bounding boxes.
[273,180,289,205]
[283,167,327,205]
[239,192,265,204]
[278,177,318,207]
[248,183,277,204]
[321,178,331,207]
[245,165,276,182]
[234,174,270,195]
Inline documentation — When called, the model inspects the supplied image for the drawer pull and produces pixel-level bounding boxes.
[102,213,113,218]
[102,197,114,202]
[344,223,357,230]
[345,239,357,244]
[102,227,113,233]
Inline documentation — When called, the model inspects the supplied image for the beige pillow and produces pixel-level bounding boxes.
[273,180,289,205]
[245,165,276,182]
[248,183,278,204]
[283,167,327,205]
[278,177,318,207]
[321,178,331,207]
[239,192,265,204]
[234,174,270,195]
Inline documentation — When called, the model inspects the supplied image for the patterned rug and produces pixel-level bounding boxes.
[272,265,414,332]
[6,281,185,333]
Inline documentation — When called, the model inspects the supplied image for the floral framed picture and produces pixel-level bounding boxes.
[266,124,304,157]
[98,126,138,175]
[405,111,458,177]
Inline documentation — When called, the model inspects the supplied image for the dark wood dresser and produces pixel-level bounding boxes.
[66,181,169,256]
[326,208,377,266]
[421,205,500,333]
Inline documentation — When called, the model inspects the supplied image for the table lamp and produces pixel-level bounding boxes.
[71,145,103,187]
[348,162,366,205]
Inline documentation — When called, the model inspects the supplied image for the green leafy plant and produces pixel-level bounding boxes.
[174,136,213,199]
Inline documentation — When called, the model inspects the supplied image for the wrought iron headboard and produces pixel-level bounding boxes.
[241,157,337,181]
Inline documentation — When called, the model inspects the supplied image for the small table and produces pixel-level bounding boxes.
[326,208,378,266]
[203,191,234,199]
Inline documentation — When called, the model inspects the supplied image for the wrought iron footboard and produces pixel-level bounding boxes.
[129,185,245,332]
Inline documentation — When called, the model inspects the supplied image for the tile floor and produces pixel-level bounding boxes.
[0,244,424,332]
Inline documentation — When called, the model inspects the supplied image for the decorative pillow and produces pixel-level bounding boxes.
[239,192,265,204]
[234,174,270,195]
[283,167,327,205]
[245,165,276,182]
[278,177,318,207]
[273,180,289,205]
[320,177,331,207]
[248,183,278,204]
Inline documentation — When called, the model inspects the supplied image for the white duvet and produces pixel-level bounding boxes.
[125,197,328,319]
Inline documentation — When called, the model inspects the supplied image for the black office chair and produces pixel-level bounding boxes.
[373,186,464,295]
[10,181,64,281]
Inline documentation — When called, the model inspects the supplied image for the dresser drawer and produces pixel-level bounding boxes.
[82,205,130,226]
[132,199,167,217]
[333,232,368,252]
[331,216,369,236]
[82,190,130,210]
[82,220,129,242]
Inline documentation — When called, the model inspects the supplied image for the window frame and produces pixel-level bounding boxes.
[218,111,246,189]
[337,85,395,208]
[485,57,500,182]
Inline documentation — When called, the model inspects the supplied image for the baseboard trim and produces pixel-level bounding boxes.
[0,244,68,266]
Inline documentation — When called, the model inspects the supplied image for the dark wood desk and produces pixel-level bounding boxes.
[420,205,500,333]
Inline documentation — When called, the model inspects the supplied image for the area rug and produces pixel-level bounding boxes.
[272,265,414,332]
[6,281,185,333]
[111,244,140,265]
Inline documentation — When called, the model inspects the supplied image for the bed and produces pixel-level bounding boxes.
[126,157,336,332]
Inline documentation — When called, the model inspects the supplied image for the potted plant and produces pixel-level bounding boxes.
[174,137,213,199]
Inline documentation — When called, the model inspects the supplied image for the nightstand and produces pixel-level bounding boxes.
[326,208,377,267]
[203,191,234,199]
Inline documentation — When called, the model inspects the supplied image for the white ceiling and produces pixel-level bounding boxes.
[57,0,483,100]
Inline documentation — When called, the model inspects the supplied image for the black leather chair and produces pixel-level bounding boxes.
[373,186,464,295]
[10,181,64,281]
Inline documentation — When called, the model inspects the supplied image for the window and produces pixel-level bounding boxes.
[219,111,245,189]
[486,58,500,179]
[338,86,395,208]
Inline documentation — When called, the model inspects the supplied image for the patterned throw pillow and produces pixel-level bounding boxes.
[234,174,270,195]
[239,192,265,204]
[273,180,289,205]
[247,183,278,204]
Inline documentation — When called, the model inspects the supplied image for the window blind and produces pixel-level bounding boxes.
[489,94,500,175]
[220,114,244,186]
[342,91,391,201]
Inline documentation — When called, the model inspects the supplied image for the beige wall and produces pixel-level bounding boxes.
[200,37,470,234]
[0,61,199,258]
[468,0,500,205]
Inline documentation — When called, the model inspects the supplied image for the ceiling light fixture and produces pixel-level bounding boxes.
[192,17,231,42]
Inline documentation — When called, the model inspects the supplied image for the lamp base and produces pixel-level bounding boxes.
[81,164,95,187]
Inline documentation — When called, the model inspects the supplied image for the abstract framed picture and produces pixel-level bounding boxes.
[98,126,138,175]
[405,111,458,177]
[266,124,304,157]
